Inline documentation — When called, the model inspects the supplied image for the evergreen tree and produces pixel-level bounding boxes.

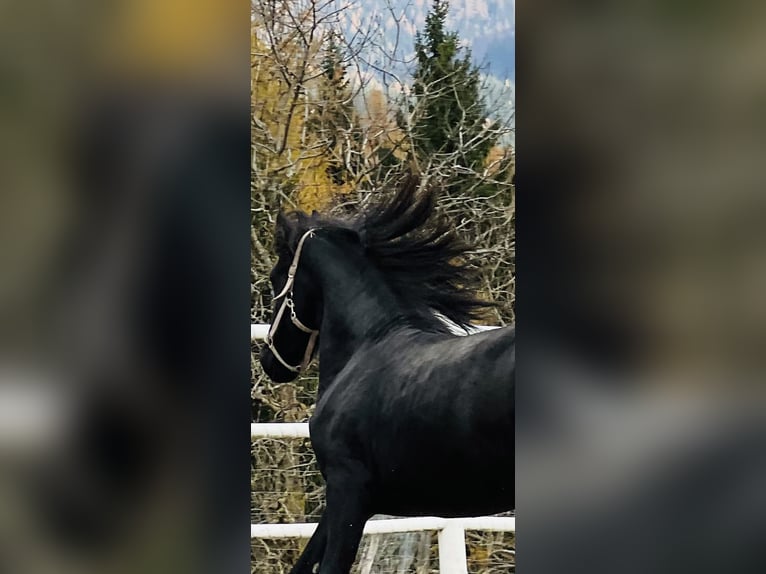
[408,0,495,171]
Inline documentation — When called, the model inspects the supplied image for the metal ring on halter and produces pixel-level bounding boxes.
[265,229,320,373]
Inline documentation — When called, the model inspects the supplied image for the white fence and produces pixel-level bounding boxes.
[251,323,513,574]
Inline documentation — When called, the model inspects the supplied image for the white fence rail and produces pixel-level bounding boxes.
[251,323,513,574]
[249,514,515,539]
[251,323,270,341]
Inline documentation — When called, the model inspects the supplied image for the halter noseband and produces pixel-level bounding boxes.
[266,229,319,373]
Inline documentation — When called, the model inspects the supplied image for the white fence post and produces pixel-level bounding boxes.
[438,523,468,574]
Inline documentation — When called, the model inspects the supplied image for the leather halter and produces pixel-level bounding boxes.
[266,229,319,373]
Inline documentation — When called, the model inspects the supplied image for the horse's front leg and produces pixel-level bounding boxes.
[318,472,372,574]
[289,515,327,574]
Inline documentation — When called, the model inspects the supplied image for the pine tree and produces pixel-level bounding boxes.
[408,0,495,171]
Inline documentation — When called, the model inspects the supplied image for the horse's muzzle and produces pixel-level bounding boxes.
[259,345,300,383]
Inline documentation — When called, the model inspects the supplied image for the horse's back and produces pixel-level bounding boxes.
[391,325,514,427]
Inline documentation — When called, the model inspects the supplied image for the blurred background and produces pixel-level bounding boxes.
[0,1,250,573]
[518,1,766,573]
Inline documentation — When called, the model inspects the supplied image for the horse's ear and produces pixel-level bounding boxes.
[275,211,291,250]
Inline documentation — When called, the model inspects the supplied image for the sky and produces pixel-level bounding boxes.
[341,0,515,80]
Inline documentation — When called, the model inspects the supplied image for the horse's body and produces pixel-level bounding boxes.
[312,325,514,518]
[260,179,514,573]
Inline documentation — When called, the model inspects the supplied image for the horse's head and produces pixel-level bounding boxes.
[259,211,322,382]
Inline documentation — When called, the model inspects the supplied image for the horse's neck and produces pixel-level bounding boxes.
[309,242,401,383]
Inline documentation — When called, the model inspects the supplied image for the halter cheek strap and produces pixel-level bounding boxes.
[266,229,319,373]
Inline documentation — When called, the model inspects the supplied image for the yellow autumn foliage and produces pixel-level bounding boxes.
[107,0,239,75]
[251,23,349,212]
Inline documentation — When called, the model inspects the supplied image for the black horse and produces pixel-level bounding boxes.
[259,178,514,573]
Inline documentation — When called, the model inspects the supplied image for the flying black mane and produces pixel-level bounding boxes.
[279,176,494,328]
